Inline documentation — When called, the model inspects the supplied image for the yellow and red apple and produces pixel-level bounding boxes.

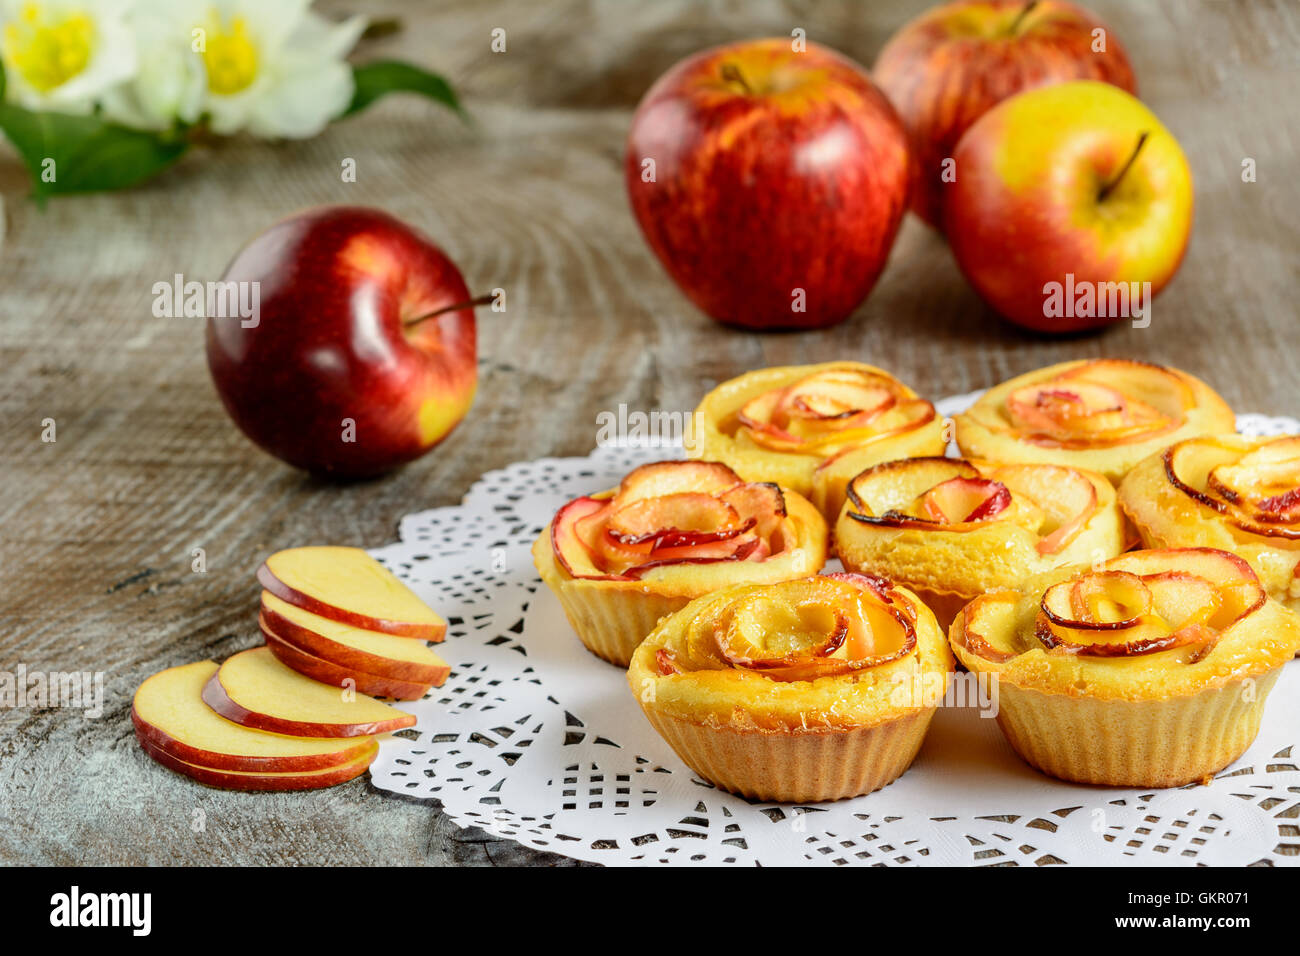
[626,38,910,330]
[943,80,1194,333]
[875,0,1135,228]
[206,206,478,478]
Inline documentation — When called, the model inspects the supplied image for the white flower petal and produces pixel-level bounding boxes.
[247,53,353,139]
[225,0,310,55]
[290,11,366,60]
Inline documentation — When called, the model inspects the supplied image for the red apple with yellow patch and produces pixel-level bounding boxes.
[944,80,1194,333]
[875,0,1136,228]
[207,206,478,478]
[626,38,910,330]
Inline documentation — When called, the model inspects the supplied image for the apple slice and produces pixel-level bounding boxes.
[955,593,1022,663]
[1107,547,1257,584]
[720,481,786,536]
[918,477,1011,523]
[132,661,375,772]
[991,463,1099,555]
[622,537,765,579]
[1058,359,1195,418]
[738,369,912,452]
[552,496,622,580]
[1004,371,1173,445]
[606,493,743,546]
[139,736,377,792]
[845,457,981,525]
[1042,572,1149,630]
[261,626,431,701]
[1206,437,1300,522]
[202,647,417,737]
[710,574,915,681]
[258,546,445,640]
[612,460,741,502]
[260,592,449,686]
[1034,613,1202,658]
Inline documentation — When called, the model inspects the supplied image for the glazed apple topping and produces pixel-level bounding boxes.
[550,461,789,580]
[1165,436,1300,538]
[664,572,917,682]
[1030,550,1266,660]
[988,464,1100,555]
[918,477,1011,523]
[1000,360,1191,447]
[735,368,935,455]
[843,458,1098,552]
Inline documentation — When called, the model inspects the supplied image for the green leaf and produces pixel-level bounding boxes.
[345,60,464,119]
[0,103,189,201]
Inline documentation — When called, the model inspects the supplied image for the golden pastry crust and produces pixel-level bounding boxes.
[955,359,1235,484]
[533,460,827,667]
[629,573,952,801]
[1119,435,1300,613]
[689,362,947,520]
[835,457,1128,629]
[949,548,1300,787]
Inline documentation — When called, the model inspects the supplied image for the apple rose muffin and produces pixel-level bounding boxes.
[836,457,1128,629]
[951,549,1300,787]
[690,362,947,522]
[629,572,952,802]
[533,461,827,667]
[1120,435,1300,613]
[954,359,1235,483]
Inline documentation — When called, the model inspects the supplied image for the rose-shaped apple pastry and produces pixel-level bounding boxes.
[951,549,1300,787]
[955,359,1234,483]
[836,457,1127,628]
[690,362,947,521]
[532,461,827,666]
[1121,435,1300,614]
[628,572,952,802]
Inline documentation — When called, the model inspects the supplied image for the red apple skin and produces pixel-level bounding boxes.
[201,673,416,738]
[138,735,377,792]
[206,206,477,478]
[259,607,449,685]
[875,0,1135,228]
[943,81,1193,333]
[626,38,910,331]
[261,628,431,701]
[130,707,372,773]
[256,562,446,641]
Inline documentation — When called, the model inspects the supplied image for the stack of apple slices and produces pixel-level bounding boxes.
[133,547,449,791]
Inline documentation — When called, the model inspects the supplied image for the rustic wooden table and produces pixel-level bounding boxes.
[1,0,1296,866]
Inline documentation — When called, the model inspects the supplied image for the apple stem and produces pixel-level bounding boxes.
[1098,131,1150,201]
[1009,1,1039,34]
[403,293,497,328]
[720,62,753,96]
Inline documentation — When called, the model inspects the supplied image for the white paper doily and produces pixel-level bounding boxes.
[367,395,1300,866]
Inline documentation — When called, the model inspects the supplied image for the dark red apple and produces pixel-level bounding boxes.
[206,206,478,477]
[875,0,1136,229]
[625,38,911,331]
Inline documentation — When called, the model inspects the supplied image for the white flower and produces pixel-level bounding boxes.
[196,0,365,139]
[0,0,137,113]
[99,0,206,130]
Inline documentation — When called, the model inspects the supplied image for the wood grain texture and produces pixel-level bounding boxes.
[0,0,1297,865]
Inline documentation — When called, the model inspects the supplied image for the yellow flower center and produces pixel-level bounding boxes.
[202,15,258,96]
[3,3,95,93]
